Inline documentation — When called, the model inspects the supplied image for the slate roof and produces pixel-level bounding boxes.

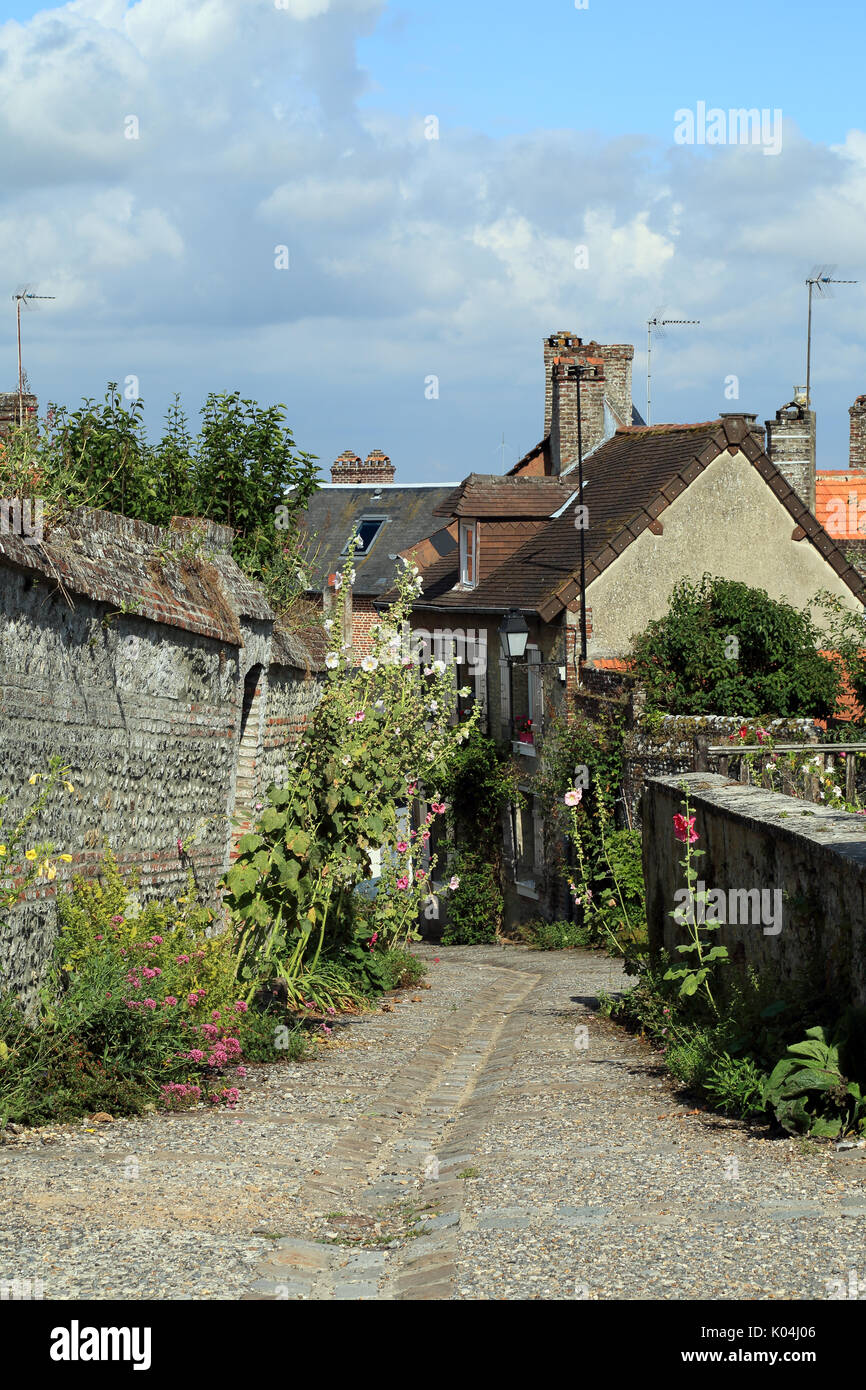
[410,418,866,620]
[297,485,458,597]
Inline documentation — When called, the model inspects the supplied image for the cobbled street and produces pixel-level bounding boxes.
[1,944,864,1301]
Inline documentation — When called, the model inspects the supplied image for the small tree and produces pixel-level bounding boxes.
[628,575,842,717]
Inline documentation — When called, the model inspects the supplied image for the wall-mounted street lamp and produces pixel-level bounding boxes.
[499,608,529,663]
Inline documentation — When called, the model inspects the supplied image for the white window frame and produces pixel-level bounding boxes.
[459,521,477,589]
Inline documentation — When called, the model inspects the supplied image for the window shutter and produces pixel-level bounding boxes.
[532,800,544,871]
[527,648,543,731]
[499,658,511,729]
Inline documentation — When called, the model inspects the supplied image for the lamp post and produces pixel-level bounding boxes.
[572,362,598,667]
[499,608,528,878]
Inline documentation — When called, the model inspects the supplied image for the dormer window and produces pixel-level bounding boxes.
[342,516,385,555]
[459,521,477,588]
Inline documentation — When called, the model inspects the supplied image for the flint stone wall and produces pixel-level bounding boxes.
[0,509,322,1008]
[642,773,866,1011]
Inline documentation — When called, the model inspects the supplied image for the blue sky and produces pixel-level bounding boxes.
[0,0,864,479]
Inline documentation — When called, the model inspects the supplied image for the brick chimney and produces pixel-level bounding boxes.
[544,331,634,435]
[849,395,866,471]
[765,390,816,511]
[0,391,38,433]
[549,348,607,476]
[362,450,395,484]
[330,449,395,485]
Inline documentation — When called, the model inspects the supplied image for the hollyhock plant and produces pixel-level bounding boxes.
[673,813,699,845]
[225,539,480,985]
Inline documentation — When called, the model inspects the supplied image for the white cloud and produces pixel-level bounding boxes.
[1,0,864,473]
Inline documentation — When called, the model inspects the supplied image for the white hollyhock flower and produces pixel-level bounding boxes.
[323,618,334,632]
[432,659,446,675]
[325,653,339,669]
[361,655,378,673]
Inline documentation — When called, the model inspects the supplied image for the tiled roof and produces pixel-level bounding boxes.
[815,470,866,539]
[432,473,570,518]
[0,508,256,644]
[0,508,321,669]
[409,417,866,619]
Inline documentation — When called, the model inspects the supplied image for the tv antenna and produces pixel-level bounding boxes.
[493,431,506,470]
[646,314,700,425]
[805,266,857,407]
[13,286,54,426]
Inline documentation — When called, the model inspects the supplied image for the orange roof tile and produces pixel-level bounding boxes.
[816,470,866,540]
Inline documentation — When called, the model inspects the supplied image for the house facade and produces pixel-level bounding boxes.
[397,334,866,927]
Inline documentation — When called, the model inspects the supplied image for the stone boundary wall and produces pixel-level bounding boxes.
[622,715,820,827]
[642,773,866,1012]
[0,518,323,1008]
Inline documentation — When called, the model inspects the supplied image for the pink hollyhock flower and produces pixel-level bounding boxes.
[396,876,409,890]
[368,931,379,951]
[564,788,582,807]
[396,841,409,854]
[673,813,699,844]
[415,869,426,881]
[738,725,748,739]
[756,728,769,744]
[449,875,460,890]
[422,830,430,842]
[406,781,418,794]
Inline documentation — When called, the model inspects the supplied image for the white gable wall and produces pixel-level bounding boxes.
[586,448,861,660]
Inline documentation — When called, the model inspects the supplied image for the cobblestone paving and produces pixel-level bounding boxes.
[1,944,864,1300]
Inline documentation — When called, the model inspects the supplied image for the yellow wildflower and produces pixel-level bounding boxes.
[45,864,57,881]
[59,854,73,863]
[64,782,75,793]
[28,775,39,785]
[24,849,37,861]
[0,846,5,856]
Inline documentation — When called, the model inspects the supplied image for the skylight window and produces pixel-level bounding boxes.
[343,516,386,555]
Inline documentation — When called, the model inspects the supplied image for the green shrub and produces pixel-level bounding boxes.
[703,1053,766,1119]
[628,574,841,717]
[519,918,594,951]
[441,853,501,945]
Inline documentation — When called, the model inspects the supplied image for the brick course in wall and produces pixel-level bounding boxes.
[0,391,38,432]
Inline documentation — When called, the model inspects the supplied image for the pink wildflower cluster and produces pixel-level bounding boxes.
[160,1082,202,1111]
[209,1087,240,1108]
